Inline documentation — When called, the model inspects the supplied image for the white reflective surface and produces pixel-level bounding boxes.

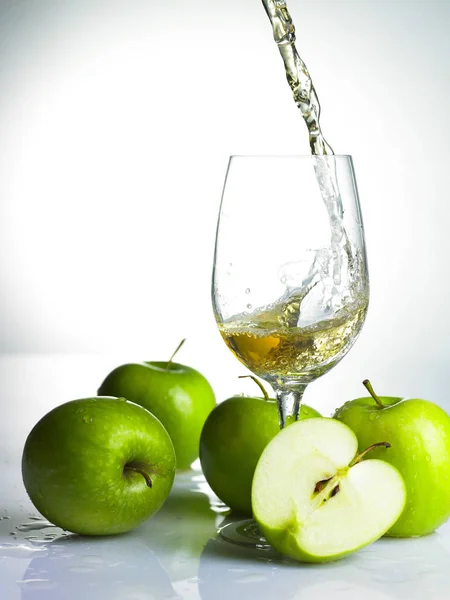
[2,356,450,599]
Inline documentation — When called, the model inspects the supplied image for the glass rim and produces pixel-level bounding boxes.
[229,154,353,159]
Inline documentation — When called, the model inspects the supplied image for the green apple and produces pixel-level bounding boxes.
[252,417,406,563]
[98,341,216,470]
[200,377,320,515]
[333,379,450,537]
[22,396,176,535]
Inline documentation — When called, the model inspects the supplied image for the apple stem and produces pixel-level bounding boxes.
[238,375,270,401]
[124,466,153,488]
[362,379,385,408]
[166,339,186,371]
[350,441,391,467]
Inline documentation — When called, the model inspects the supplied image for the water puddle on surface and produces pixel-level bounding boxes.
[25,532,67,543]
[16,521,54,532]
[16,578,56,591]
[0,514,68,555]
[68,566,97,574]
[0,543,46,558]
[80,554,104,565]
[234,573,269,584]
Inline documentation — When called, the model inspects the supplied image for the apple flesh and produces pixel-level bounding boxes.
[252,418,406,562]
[22,397,176,535]
[200,393,320,515]
[334,381,450,537]
[98,360,216,470]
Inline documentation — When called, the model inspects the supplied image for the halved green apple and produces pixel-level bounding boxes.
[251,418,406,563]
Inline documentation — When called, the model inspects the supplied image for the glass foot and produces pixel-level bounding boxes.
[218,518,271,550]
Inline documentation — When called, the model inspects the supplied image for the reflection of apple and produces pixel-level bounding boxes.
[199,538,394,600]
[334,380,450,536]
[199,529,450,600]
[198,537,282,600]
[252,418,406,563]
[200,379,320,515]
[98,343,216,470]
[22,397,176,535]
[20,536,174,600]
[141,472,219,582]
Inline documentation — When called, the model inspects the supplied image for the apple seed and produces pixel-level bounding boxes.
[314,477,332,494]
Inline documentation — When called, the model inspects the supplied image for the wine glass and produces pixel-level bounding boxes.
[211,155,369,547]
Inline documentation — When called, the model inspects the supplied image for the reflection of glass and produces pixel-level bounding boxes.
[212,156,369,546]
[213,156,369,426]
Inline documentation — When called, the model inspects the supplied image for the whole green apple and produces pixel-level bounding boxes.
[199,378,321,515]
[333,380,450,537]
[98,344,216,470]
[22,396,176,535]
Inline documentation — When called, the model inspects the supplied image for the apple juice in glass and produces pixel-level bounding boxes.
[213,155,369,427]
[211,155,369,546]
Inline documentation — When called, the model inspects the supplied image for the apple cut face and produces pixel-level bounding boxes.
[252,418,406,563]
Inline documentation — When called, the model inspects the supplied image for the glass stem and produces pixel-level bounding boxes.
[275,384,308,429]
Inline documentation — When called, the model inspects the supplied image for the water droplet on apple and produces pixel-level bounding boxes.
[426,454,432,462]
[247,304,252,310]
[369,413,376,421]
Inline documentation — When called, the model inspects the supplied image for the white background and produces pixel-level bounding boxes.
[1,0,449,415]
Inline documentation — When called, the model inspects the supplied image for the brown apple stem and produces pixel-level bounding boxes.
[165,339,186,371]
[350,442,391,467]
[238,375,270,401]
[124,466,153,488]
[362,379,385,408]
